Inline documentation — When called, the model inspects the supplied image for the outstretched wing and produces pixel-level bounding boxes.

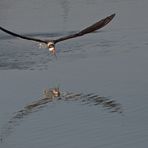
[54,13,115,44]
[0,13,115,45]
[0,26,47,44]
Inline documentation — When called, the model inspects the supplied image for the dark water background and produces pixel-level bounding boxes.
[0,0,148,148]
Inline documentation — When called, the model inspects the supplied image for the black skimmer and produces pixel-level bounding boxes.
[0,13,115,55]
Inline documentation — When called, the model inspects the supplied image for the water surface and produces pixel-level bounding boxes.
[0,0,148,148]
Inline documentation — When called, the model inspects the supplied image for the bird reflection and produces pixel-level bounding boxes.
[0,87,122,142]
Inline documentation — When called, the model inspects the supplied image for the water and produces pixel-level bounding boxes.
[0,0,148,148]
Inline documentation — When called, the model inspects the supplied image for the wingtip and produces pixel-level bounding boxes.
[106,13,116,22]
[110,13,116,18]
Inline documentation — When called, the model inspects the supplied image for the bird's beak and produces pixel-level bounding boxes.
[49,46,56,55]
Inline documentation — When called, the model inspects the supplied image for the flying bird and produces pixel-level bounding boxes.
[0,13,115,55]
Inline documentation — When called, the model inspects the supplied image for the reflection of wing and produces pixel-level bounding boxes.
[0,26,47,44]
[63,92,122,113]
[54,13,115,44]
[0,88,59,142]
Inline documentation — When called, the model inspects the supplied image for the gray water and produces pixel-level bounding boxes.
[0,0,148,148]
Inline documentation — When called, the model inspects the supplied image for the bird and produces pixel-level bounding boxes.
[0,13,115,56]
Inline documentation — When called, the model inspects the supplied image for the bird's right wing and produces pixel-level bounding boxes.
[0,26,47,44]
[54,13,115,44]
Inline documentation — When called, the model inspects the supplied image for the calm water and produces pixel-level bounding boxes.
[0,0,148,148]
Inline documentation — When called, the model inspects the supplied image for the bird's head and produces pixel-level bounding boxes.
[43,87,60,99]
[47,41,56,55]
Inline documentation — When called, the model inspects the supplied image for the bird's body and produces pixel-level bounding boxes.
[0,13,115,55]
